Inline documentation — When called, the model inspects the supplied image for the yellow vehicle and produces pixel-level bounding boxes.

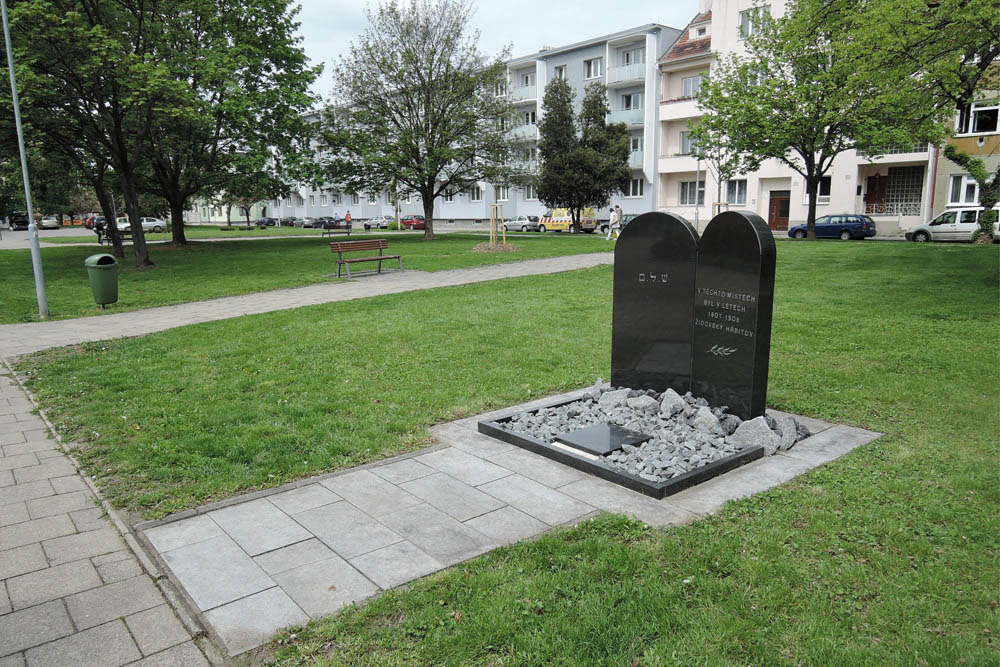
[539,208,598,233]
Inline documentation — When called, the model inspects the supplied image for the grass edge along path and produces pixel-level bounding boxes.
[16,242,1000,665]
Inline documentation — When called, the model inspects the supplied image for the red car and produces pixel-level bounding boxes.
[401,215,426,229]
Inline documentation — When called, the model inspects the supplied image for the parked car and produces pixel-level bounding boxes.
[291,217,316,228]
[38,215,61,229]
[116,216,167,233]
[401,214,426,229]
[279,216,296,227]
[904,206,1000,243]
[255,217,277,227]
[787,214,876,240]
[88,215,105,230]
[365,215,393,230]
[6,211,29,231]
[503,215,540,232]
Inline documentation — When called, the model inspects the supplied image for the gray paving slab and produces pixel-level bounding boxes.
[69,507,108,532]
[129,641,210,667]
[780,424,882,465]
[400,472,505,521]
[2,441,55,459]
[144,515,223,553]
[415,447,513,486]
[294,501,402,559]
[48,475,87,494]
[0,480,54,506]
[209,498,312,556]
[478,474,595,526]
[0,652,23,667]
[558,477,699,527]
[348,541,443,589]
[7,559,103,610]
[26,490,94,519]
[430,423,515,458]
[0,501,28,527]
[378,503,498,566]
[160,535,274,611]
[0,433,27,448]
[43,527,124,565]
[0,514,75,549]
[487,447,587,488]
[0,600,74,656]
[320,469,422,517]
[370,458,436,485]
[0,582,10,615]
[0,454,37,470]
[0,543,47,580]
[463,506,551,545]
[267,483,340,515]
[125,605,191,656]
[253,538,335,576]
[203,587,308,656]
[0,469,12,487]
[12,459,76,484]
[97,554,143,584]
[272,554,380,617]
[65,575,165,630]
[24,619,140,667]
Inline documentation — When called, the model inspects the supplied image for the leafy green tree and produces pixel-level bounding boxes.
[322,0,517,240]
[537,80,629,230]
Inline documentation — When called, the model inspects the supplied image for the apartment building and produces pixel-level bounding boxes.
[657,0,939,236]
[930,97,1000,214]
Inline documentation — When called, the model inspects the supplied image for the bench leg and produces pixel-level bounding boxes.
[337,261,343,278]
[398,257,403,272]
[346,261,352,279]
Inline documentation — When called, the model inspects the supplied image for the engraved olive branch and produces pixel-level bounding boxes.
[708,345,737,356]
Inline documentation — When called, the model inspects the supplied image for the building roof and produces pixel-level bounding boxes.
[659,11,712,63]
[507,23,676,67]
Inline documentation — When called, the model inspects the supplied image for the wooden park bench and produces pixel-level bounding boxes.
[330,239,402,278]
[321,222,352,237]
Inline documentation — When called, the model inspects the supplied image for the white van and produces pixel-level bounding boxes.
[905,206,1000,242]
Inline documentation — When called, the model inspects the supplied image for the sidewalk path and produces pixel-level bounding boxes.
[0,253,613,358]
[0,367,212,666]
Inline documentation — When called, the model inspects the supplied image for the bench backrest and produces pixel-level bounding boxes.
[330,239,389,254]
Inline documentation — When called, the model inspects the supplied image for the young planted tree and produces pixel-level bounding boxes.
[323,0,517,239]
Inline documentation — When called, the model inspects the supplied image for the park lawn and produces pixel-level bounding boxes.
[39,225,370,243]
[0,232,607,323]
[16,241,999,664]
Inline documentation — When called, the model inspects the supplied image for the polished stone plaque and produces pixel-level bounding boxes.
[611,211,699,393]
[690,211,776,419]
[554,423,651,456]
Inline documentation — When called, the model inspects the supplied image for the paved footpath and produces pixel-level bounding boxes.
[0,253,613,358]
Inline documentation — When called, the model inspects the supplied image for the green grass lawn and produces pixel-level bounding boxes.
[40,225,351,243]
[0,232,607,323]
[16,241,999,664]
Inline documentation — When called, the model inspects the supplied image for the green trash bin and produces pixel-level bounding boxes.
[84,253,119,308]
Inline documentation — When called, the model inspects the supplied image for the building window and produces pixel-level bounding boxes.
[631,136,642,151]
[697,27,707,36]
[886,166,923,207]
[949,174,978,204]
[680,131,697,155]
[497,185,509,201]
[272,199,280,208]
[201,207,208,218]
[367,192,377,205]
[520,72,535,87]
[628,178,644,197]
[739,7,770,38]
[283,197,291,207]
[956,98,999,135]
[726,179,747,205]
[319,194,327,206]
[294,194,304,207]
[682,74,703,98]
[309,195,315,206]
[444,191,454,203]
[818,176,831,203]
[351,193,359,205]
[469,185,483,202]
[494,81,507,97]
[622,47,644,66]
[621,93,642,110]
[523,110,536,125]
[680,180,705,205]
[524,184,537,200]
[332,193,342,206]
[584,57,602,79]
[554,65,566,80]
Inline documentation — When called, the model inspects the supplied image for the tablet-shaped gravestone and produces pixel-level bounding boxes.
[691,210,776,419]
[611,211,699,393]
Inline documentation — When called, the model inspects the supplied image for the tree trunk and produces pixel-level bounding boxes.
[93,182,125,259]
[244,207,252,227]
[805,176,819,239]
[120,174,153,268]
[421,193,435,240]
[166,193,188,245]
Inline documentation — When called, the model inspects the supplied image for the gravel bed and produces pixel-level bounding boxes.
[499,379,809,484]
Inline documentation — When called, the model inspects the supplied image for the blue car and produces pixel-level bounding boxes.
[788,214,876,240]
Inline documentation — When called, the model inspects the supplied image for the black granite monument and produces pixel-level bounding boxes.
[611,211,700,393]
[690,211,776,419]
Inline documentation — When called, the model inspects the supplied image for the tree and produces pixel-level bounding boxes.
[537,79,629,230]
[695,0,940,237]
[322,0,517,240]
[218,159,290,227]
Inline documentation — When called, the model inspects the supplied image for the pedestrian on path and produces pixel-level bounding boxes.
[606,205,622,241]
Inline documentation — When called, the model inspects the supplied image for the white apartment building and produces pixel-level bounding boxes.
[657,0,938,236]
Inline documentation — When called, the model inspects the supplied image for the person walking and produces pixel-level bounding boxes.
[606,205,622,240]
[344,210,352,229]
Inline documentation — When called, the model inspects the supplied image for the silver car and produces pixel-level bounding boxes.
[905,206,1000,242]
[502,215,540,232]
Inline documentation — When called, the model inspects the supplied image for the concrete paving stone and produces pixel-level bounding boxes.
[17,430,48,443]
[0,600,74,656]
[463,506,551,545]
[267,484,340,515]
[370,458,436,485]
[0,480,55,506]
[24,619,140,667]
[128,641,208,667]
[415,447,513,487]
[320,469,422,517]
[65,575,165,630]
[0,652,23,667]
[478,474,595,526]
[143,515,223,553]
[0,470,12,487]
[7,559,103,610]
[0,454,37,471]
[0,432,27,447]
[781,424,882,466]
[253,538,334,575]
[3,441,57,457]
[49,475,87,494]
[43,527,123,565]
[26,490,94,519]
[400,472,505,521]
[348,540,443,590]
[294,501,402,559]
[209,498,312,556]
[487,448,586,488]
[12,459,76,484]
[0,414,14,426]
[13,415,43,427]
[0,513,75,549]
[160,535,274,611]
[203,587,307,656]
[0,543,47,580]
[69,507,108,533]
[92,550,133,567]
[125,604,191,655]
[34,449,64,461]
[97,554,143,584]
[1,581,10,615]
[378,503,498,566]
[0,501,28,527]
[558,477,699,528]
[272,555,380,618]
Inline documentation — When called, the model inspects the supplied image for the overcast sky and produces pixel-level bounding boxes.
[294,0,700,100]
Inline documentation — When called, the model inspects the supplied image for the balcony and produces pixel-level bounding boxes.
[657,154,699,173]
[659,98,700,122]
[629,150,643,169]
[510,123,537,141]
[865,202,922,217]
[608,108,644,126]
[510,85,536,103]
[856,144,929,163]
[607,63,645,85]
[515,159,538,173]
